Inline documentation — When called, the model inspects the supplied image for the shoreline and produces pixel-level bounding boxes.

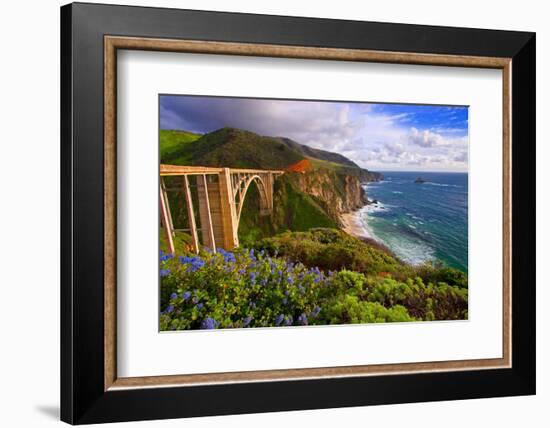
[340,205,398,258]
[340,206,373,240]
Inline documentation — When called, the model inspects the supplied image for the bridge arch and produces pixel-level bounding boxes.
[234,174,270,223]
[160,164,283,253]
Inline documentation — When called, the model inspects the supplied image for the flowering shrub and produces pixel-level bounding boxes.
[255,228,468,288]
[159,243,468,331]
[160,248,331,330]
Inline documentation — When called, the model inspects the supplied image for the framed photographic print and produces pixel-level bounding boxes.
[61,2,535,424]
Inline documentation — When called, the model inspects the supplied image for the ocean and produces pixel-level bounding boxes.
[360,171,468,272]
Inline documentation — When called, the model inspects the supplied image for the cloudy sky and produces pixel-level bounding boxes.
[160,95,468,172]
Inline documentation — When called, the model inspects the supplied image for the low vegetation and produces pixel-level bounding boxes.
[160,228,468,330]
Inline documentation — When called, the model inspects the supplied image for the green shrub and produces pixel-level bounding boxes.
[412,264,468,289]
[159,242,468,330]
[320,295,415,324]
[256,228,403,275]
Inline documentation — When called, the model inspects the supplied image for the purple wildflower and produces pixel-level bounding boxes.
[170,292,178,300]
[179,256,192,264]
[160,269,170,277]
[297,313,308,326]
[166,305,174,313]
[311,306,321,317]
[242,316,253,327]
[275,314,285,326]
[182,291,191,301]
[179,255,205,272]
[189,259,205,272]
[218,248,236,263]
[195,303,204,310]
[200,317,217,330]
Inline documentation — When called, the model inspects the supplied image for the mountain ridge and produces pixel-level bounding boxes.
[160,127,382,182]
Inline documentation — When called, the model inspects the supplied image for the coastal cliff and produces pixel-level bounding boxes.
[288,169,368,220]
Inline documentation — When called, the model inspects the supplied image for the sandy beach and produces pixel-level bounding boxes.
[340,208,372,239]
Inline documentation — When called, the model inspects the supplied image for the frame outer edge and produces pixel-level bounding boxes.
[60,3,75,424]
[510,33,536,392]
[63,3,536,423]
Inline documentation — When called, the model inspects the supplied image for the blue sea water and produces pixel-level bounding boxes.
[360,171,468,272]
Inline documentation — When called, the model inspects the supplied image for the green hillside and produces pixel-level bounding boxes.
[160,127,380,245]
[160,127,380,177]
[277,137,359,168]
[159,130,202,162]
[162,128,304,169]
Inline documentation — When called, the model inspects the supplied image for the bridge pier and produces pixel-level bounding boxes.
[218,168,240,249]
[196,175,217,250]
[182,175,200,254]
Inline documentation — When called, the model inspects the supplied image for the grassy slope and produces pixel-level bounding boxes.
[160,130,202,163]
[277,137,360,168]
[255,228,468,289]
[160,228,193,254]
[190,128,304,169]
[161,127,371,176]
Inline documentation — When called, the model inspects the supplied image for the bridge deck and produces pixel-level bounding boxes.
[160,164,284,176]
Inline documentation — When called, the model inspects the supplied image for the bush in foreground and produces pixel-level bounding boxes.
[159,242,468,331]
[255,228,468,288]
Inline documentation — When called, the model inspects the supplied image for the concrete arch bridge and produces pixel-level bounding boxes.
[160,164,284,254]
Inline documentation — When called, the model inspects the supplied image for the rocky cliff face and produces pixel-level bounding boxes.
[287,169,369,222]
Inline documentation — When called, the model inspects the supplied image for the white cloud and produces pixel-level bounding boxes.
[453,151,468,162]
[288,113,469,172]
[162,96,469,172]
[408,127,446,147]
